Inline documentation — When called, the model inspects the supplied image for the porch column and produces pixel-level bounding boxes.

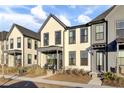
[57,49,59,70]
[117,43,119,75]
[14,51,16,66]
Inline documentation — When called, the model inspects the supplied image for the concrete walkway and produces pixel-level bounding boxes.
[0,74,113,88]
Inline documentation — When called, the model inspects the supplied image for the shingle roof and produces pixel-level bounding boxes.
[8,24,40,41]
[89,5,116,24]
[38,14,67,33]
[0,31,8,41]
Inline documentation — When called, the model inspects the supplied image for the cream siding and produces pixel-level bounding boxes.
[64,27,91,71]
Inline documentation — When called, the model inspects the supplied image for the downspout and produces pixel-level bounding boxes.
[105,21,108,72]
[63,29,66,69]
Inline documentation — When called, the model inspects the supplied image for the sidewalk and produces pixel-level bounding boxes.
[0,74,113,88]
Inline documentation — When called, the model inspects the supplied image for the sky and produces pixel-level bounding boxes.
[0,5,112,32]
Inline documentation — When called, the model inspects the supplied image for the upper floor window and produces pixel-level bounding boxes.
[10,38,13,49]
[69,30,76,44]
[44,33,49,46]
[116,20,124,29]
[28,38,32,49]
[55,31,61,45]
[116,20,124,37]
[80,28,88,43]
[17,37,21,48]
[34,40,38,50]
[95,24,104,40]
[80,51,88,66]
[69,51,76,66]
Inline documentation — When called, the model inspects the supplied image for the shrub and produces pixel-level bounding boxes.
[103,72,118,80]
[65,68,71,74]
[72,69,79,75]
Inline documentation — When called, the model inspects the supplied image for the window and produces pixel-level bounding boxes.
[28,54,32,64]
[69,30,76,44]
[17,37,21,48]
[28,38,32,49]
[55,31,61,45]
[34,55,37,60]
[69,51,76,65]
[44,33,49,46]
[116,20,124,37]
[95,24,104,40]
[80,28,88,43]
[34,41,38,50]
[10,38,13,49]
[80,51,88,66]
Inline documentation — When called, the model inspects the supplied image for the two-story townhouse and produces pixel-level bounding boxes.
[90,5,124,75]
[6,24,40,67]
[38,14,91,71]
[0,31,8,65]
[64,25,91,71]
[37,14,67,70]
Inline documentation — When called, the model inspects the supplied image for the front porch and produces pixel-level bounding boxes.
[38,46,63,70]
[4,50,22,67]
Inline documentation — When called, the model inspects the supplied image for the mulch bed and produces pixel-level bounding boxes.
[46,73,91,84]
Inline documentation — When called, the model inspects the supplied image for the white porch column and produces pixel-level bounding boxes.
[117,43,119,75]
[57,49,59,70]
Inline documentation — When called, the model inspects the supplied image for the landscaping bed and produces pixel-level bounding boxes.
[102,72,124,87]
[46,69,91,84]
[0,65,47,77]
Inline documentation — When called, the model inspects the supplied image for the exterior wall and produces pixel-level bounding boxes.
[7,26,40,67]
[41,17,65,47]
[23,37,40,66]
[105,6,124,71]
[39,17,65,68]
[64,27,91,71]
[8,26,23,67]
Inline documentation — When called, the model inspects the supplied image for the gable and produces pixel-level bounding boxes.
[8,26,23,39]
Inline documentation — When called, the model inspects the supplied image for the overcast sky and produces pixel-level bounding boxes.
[0,5,112,32]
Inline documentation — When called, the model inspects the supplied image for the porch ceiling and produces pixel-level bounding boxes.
[92,43,106,49]
[116,38,124,43]
[37,46,63,53]
[4,49,22,54]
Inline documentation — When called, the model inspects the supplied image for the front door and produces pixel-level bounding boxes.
[96,52,104,72]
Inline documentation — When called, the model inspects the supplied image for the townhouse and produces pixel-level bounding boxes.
[1,5,124,76]
[5,24,40,67]
[0,31,8,65]
[89,5,124,75]
[37,14,91,71]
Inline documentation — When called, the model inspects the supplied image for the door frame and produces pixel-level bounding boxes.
[96,51,104,72]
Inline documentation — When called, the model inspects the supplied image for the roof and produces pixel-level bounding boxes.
[38,14,67,33]
[0,31,8,41]
[66,24,88,30]
[88,5,116,25]
[8,24,40,41]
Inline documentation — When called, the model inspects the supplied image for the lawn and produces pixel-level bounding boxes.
[46,71,91,84]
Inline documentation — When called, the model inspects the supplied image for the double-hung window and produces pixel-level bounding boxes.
[28,38,32,49]
[44,33,49,46]
[95,24,104,40]
[80,28,88,43]
[10,38,13,49]
[69,30,76,44]
[116,20,124,37]
[28,54,32,64]
[69,51,76,65]
[80,51,88,66]
[34,40,38,50]
[17,37,21,48]
[55,31,61,45]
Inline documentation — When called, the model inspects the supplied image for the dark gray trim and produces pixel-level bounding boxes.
[105,21,108,72]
